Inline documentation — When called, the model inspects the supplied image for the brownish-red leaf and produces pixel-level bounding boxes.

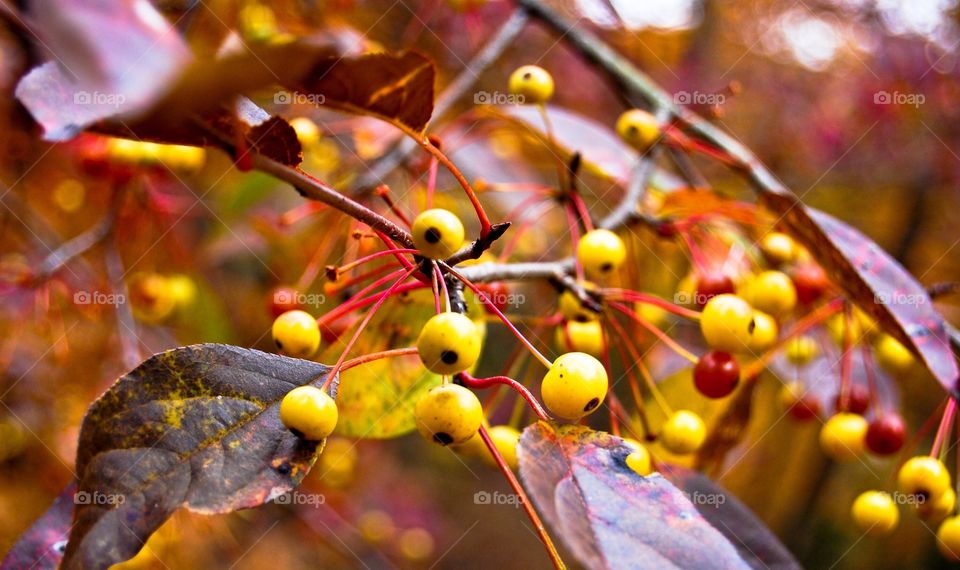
[518,423,750,570]
[762,193,958,394]
[0,483,75,570]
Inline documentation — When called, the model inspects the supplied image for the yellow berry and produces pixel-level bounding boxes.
[414,384,483,445]
[280,386,338,440]
[167,274,197,309]
[358,510,395,543]
[508,65,554,104]
[576,229,627,279]
[129,272,176,324]
[416,312,482,375]
[898,456,952,503]
[412,209,465,259]
[398,528,435,561]
[615,109,661,150]
[920,488,956,521]
[700,294,755,353]
[483,425,521,470]
[819,413,868,462]
[749,311,778,353]
[742,271,797,317]
[939,516,960,561]
[541,352,608,421]
[289,117,321,148]
[785,335,819,366]
[758,232,796,265]
[660,410,706,455]
[875,334,915,376]
[555,320,604,357]
[272,310,321,358]
[317,437,358,487]
[626,445,653,476]
[558,284,599,322]
[239,2,279,42]
[851,491,899,535]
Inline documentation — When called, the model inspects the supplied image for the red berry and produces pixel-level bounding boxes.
[693,351,740,398]
[695,273,735,308]
[792,264,828,305]
[834,384,870,415]
[866,414,906,456]
[268,286,303,318]
[477,282,509,314]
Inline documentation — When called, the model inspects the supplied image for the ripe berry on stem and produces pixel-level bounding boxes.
[660,410,706,455]
[280,386,338,440]
[865,414,906,456]
[819,413,868,462]
[791,264,829,304]
[483,425,521,470]
[939,517,960,560]
[742,270,797,317]
[508,65,554,104]
[576,229,626,279]
[268,285,303,318]
[694,273,735,308]
[415,384,483,445]
[272,310,321,358]
[615,109,661,150]
[898,456,952,503]
[555,320,604,357]
[700,294,755,353]
[780,382,821,421]
[417,312,482,375]
[834,384,870,415]
[785,335,819,366]
[875,334,916,376]
[541,352,608,421]
[558,283,599,322]
[758,232,796,266]
[412,209,465,259]
[851,491,899,535]
[693,351,740,399]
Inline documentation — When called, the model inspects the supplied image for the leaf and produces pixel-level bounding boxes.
[63,343,337,570]
[517,423,750,570]
[659,464,801,570]
[293,51,435,133]
[761,192,959,394]
[0,483,76,570]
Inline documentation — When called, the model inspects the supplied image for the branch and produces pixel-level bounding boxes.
[35,207,116,281]
[351,8,530,195]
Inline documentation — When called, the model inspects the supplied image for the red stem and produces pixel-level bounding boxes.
[931,397,957,459]
[340,347,420,372]
[458,372,550,421]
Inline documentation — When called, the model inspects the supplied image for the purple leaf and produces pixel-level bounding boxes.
[518,422,751,570]
[1,483,75,570]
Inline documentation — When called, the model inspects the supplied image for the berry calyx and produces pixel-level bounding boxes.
[615,109,661,150]
[865,414,906,456]
[742,270,797,317]
[414,384,483,446]
[483,425,521,470]
[280,386,338,440]
[785,335,819,366]
[699,294,755,353]
[555,320,604,357]
[939,517,960,561]
[693,351,740,399]
[508,65,554,104]
[898,456,952,503]
[412,209,465,259]
[417,312,482,375]
[660,410,706,455]
[758,232,796,266]
[851,491,899,535]
[694,273,735,308]
[576,229,626,279]
[819,413,868,462]
[272,310,321,358]
[541,352,608,421]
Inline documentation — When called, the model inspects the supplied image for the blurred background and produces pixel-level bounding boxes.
[1,0,960,568]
